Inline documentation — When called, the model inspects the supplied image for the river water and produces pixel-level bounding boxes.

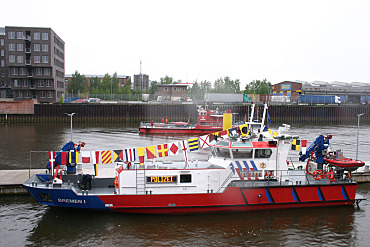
[1,123,370,246]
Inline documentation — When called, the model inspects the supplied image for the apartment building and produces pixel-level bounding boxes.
[0,26,65,103]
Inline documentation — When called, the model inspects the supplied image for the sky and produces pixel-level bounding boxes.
[1,0,370,88]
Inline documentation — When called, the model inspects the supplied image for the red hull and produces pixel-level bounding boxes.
[139,127,223,134]
[99,184,357,214]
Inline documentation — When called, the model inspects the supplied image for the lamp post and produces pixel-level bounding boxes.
[65,113,76,142]
[356,113,365,160]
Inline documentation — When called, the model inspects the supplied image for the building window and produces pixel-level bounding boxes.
[36,68,42,75]
[182,88,185,91]
[12,67,18,75]
[47,91,53,98]
[34,56,40,63]
[8,31,15,39]
[1,70,4,77]
[14,79,20,87]
[34,32,40,40]
[9,43,15,51]
[42,56,48,63]
[38,80,44,87]
[44,68,51,75]
[173,87,177,91]
[40,91,46,98]
[24,91,30,98]
[0,60,4,67]
[42,44,48,52]
[46,80,52,87]
[34,44,40,51]
[0,39,4,46]
[42,33,48,40]
[0,50,3,56]
[17,55,24,64]
[17,43,23,51]
[16,32,24,39]
[17,91,23,98]
[164,87,168,91]
[20,68,26,75]
[22,79,28,87]
[9,55,15,63]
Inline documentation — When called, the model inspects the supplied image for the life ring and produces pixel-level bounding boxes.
[114,176,119,189]
[146,128,150,133]
[260,162,267,169]
[313,170,322,180]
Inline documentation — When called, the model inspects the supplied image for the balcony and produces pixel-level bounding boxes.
[28,73,33,78]
[25,60,31,66]
[30,84,35,89]
[25,48,31,53]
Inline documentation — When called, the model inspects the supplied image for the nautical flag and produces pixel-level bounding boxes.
[239,123,249,136]
[69,150,79,164]
[48,151,55,176]
[291,139,300,151]
[199,134,210,149]
[94,163,98,176]
[267,128,278,138]
[92,151,100,165]
[157,144,168,157]
[228,127,238,136]
[220,130,228,139]
[125,148,136,162]
[180,140,188,162]
[137,147,145,165]
[188,137,199,151]
[113,150,123,162]
[61,152,68,165]
[301,140,308,155]
[168,142,180,156]
[101,150,112,164]
[146,145,157,159]
[81,151,91,163]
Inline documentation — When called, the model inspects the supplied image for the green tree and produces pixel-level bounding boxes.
[68,71,88,95]
[212,76,241,93]
[160,75,174,84]
[244,79,271,95]
[149,80,159,95]
[89,76,100,93]
[112,72,119,93]
[100,73,112,93]
[190,80,202,100]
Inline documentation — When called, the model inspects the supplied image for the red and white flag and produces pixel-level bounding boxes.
[301,140,308,155]
[199,134,210,149]
[168,142,180,156]
[48,151,55,176]
[180,140,188,163]
[81,151,91,163]
[92,151,100,164]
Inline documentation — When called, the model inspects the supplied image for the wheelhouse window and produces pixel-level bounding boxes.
[255,149,273,159]
[231,149,253,159]
[211,146,231,158]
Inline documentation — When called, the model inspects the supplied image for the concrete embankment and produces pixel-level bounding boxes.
[1,169,370,195]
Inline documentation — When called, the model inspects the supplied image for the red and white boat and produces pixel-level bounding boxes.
[139,108,239,134]
[24,107,366,214]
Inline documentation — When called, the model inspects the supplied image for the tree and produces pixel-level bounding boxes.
[160,75,174,84]
[149,80,159,95]
[212,76,241,93]
[112,72,119,93]
[89,76,100,93]
[244,79,271,95]
[100,73,112,93]
[67,71,88,95]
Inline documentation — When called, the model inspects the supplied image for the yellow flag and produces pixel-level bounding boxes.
[239,123,249,136]
[223,113,232,130]
[137,147,145,166]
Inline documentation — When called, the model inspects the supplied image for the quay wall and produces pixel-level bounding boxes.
[0,104,369,124]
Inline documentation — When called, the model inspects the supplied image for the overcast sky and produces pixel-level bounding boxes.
[2,0,370,88]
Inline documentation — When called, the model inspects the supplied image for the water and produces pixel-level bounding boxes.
[1,123,370,246]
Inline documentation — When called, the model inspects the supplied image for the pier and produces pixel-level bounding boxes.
[0,103,370,124]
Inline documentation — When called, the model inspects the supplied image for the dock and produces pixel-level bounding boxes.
[1,169,370,195]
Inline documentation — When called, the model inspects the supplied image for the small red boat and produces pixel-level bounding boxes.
[324,157,365,171]
[139,108,237,134]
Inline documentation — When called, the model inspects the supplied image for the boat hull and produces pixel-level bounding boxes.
[24,182,358,214]
[139,127,223,134]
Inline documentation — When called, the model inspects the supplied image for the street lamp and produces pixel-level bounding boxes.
[64,113,76,142]
[356,113,365,160]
